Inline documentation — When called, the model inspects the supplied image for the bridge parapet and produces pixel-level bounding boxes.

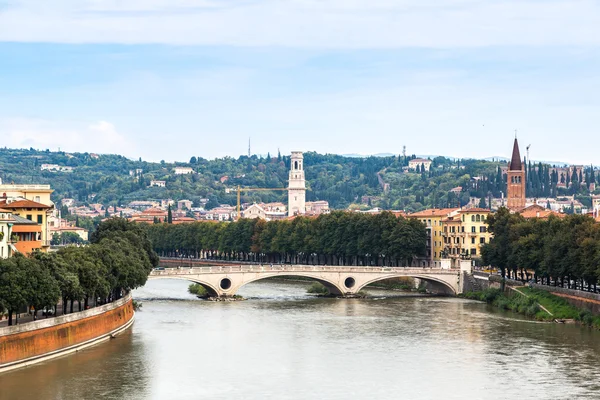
[148,264,463,297]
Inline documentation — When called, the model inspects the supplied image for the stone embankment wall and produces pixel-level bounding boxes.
[0,294,134,373]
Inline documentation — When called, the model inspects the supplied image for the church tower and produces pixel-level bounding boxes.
[288,151,306,217]
[507,138,526,210]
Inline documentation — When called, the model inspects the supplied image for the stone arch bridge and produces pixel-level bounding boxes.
[148,264,465,297]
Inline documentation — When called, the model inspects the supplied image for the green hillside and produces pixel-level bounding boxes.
[0,147,591,212]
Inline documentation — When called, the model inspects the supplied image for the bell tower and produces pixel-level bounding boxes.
[507,138,526,210]
[288,151,306,217]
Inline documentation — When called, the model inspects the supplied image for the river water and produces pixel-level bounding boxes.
[2,279,600,400]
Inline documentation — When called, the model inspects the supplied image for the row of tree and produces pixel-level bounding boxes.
[145,211,427,267]
[0,219,158,326]
[482,208,600,291]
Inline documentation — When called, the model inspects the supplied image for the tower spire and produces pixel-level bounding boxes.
[509,137,522,171]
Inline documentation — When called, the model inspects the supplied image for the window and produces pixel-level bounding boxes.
[480,226,487,233]
[471,249,477,255]
[471,215,475,222]
[471,226,476,233]
[471,237,475,244]
[35,196,40,203]
[480,238,485,244]
[26,214,32,221]
[37,215,43,224]
[476,215,481,222]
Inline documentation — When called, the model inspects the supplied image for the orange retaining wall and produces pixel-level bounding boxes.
[0,294,134,371]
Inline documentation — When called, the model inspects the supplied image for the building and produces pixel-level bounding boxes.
[288,151,306,217]
[0,208,14,258]
[40,164,74,173]
[10,215,43,255]
[177,199,193,210]
[0,184,53,206]
[128,201,160,210]
[408,158,432,172]
[442,208,492,263]
[408,208,461,266]
[518,204,564,220]
[61,198,75,207]
[0,199,53,251]
[129,208,168,223]
[174,167,195,175]
[150,180,166,188]
[305,200,330,215]
[507,138,526,210]
[242,203,287,221]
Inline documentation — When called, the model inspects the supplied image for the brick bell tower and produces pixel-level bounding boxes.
[507,138,526,210]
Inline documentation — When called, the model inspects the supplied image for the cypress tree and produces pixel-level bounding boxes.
[167,205,173,224]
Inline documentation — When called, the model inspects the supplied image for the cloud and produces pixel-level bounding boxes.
[0,118,138,157]
[1,0,599,47]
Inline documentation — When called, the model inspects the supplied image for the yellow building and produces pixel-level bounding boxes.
[407,208,460,266]
[0,184,53,206]
[0,199,53,252]
[442,208,492,264]
[0,184,54,253]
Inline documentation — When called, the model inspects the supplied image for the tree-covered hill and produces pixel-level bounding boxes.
[0,147,594,211]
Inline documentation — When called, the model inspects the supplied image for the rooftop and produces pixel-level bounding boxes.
[408,208,460,218]
[0,199,52,209]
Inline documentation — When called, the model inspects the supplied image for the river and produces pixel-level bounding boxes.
[2,279,600,400]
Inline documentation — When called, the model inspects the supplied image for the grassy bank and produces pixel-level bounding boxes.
[463,287,600,328]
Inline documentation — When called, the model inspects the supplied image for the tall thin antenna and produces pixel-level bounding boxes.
[248,137,251,157]
[515,129,517,139]
[526,144,531,164]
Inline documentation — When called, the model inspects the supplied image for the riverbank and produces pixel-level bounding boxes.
[0,293,134,374]
[462,287,600,328]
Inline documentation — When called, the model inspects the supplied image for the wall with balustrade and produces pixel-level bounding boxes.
[0,293,134,373]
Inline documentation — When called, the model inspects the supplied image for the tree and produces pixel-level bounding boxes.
[478,197,487,209]
[0,255,31,325]
[167,205,173,224]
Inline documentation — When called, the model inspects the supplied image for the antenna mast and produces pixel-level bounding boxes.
[248,137,251,157]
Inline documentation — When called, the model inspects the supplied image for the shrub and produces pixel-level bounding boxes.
[307,282,330,295]
[188,283,208,297]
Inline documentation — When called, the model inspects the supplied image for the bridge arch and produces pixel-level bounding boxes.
[356,274,457,295]
[147,276,221,297]
[229,273,346,296]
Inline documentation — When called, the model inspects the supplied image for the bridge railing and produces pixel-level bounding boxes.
[149,264,459,276]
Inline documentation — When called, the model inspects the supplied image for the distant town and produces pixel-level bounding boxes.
[1,139,600,267]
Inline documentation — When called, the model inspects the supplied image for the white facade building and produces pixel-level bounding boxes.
[0,208,14,259]
[288,151,306,217]
[150,180,166,187]
[41,164,74,172]
[408,158,432,172]
[174,167,195,175]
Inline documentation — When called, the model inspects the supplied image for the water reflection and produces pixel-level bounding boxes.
[1,279,600,400]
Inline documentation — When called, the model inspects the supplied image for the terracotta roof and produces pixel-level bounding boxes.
[458,208,491,214]
[0,207,12,212]
[509,138,523,171]
[0,199,51,209]
[518,205,565,219]
[408,208,460,218]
